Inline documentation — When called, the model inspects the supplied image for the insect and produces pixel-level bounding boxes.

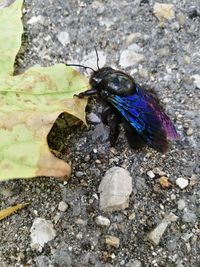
[67,51,178,153]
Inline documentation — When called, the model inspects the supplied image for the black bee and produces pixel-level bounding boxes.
[67,51,178,153]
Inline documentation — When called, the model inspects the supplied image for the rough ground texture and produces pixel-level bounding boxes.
[0,0,199,266]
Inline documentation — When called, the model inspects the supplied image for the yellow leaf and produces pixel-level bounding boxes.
[0,1,89,180]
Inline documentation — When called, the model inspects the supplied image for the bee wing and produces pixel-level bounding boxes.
[108,84,178,153]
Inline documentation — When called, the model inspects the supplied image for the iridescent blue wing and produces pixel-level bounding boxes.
[107,84,178,153]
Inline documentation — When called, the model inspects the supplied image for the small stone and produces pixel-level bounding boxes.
[138,68,149,78]
[171,194,176,200]
[153,168,166,176]
[57,31,70,46]
[75,171,84,178]
[27,15,45,25]
[177,199,186,210]
[98,167,132,212]
[156,47,170,57]
[186,128,193,136]
[147,213,178,245]
[126,259,142,267]
[81,50,106,70]
[128,44,142,53]
[183,55,191,64]
[192,74,200,89]
[95,215,110,227]
[176,178,189,189]
[153,3,174,21]
[128,212,136,220]
[120,50,145,68]
[58,201,68,212]
[105,235,120,248]
[126,33,142,44]
[30,218,56,251]
[147,170,155,178]
[87,112,101,123]
[182,210,197,223]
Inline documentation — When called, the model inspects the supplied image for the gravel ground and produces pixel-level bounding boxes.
[0,0,200,266]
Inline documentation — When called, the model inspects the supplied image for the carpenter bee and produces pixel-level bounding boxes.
[67,51,178,153]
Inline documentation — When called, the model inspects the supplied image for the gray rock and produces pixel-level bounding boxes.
[87,112,101,124]
[58,201,68,212]
[35,256,50,267]
[30,218,56,251]
[81,50,106,70]
[92,123,109,142]
[95,215,110,227]
[147,170,155,179]
[120,50,145,68]
[192,74,200,89]
[147,213,178,245]
[57,31,70,46]
[176,178,189,189]
[182,210,197,223]
[177,199,186,210]
[98,167,132,212]
[126,259,142,267]
[153,3,174,21]
[27,15,45,25]
[105,235,120,248]
[52,246,72,266]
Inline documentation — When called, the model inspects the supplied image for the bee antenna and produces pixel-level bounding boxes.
[66,63,95,72]
[94,47,100,70]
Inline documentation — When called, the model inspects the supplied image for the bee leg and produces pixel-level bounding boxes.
[102,106,121,146]
[101,106,113,125]
[123,121,145,149]
[107,113,121,147]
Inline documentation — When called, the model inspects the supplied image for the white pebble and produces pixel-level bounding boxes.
[95,215,110,227]
[147,170,155,179]
[176,178,189,189]
[58,201,68,212]
[57,31,70,46]
[30,218,56,251]
[177,199,186,210]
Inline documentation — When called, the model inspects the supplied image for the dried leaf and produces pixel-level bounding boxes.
[0,1,89,180]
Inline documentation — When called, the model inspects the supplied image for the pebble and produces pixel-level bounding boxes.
[81,50,106,70]
[105,235,120,248]
[27,15,45,25]
[30,218,56,251]
[126,32,142,44]
[58,201,68,212]
[186,128,193,136]
[153,3,174,21]
[95,215,110,227]
[176,178,189,189]
[183,55,191,64]
[57,31,70,46]
[182,210,197,223]
[87,112,101,124]
[153,168,166,176]
[120,50,145,68]
[177,199,186,210]
[147,213,178,245]
[126,259,142,267]
[156,47,170,57]
[192,74,200,89]
[75,171,84,178]
[98,167,132,212]
[147,170,155,179]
